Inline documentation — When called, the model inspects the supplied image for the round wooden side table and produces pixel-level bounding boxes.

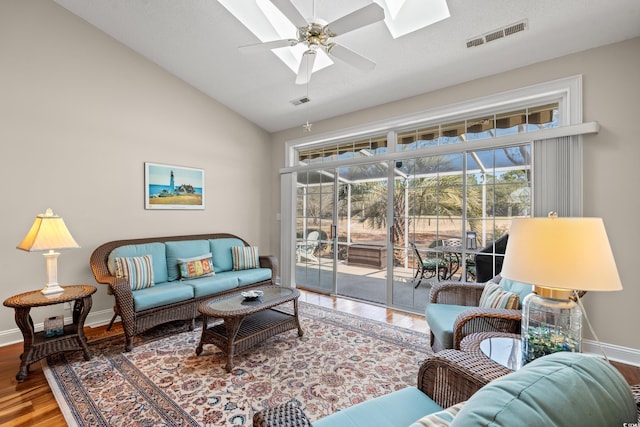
[3,285,96,382]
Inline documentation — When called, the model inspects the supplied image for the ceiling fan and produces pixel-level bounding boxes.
[239,0,385,85]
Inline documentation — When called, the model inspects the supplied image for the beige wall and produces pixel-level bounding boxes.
[0,0,273,335]
[271,37,640,353]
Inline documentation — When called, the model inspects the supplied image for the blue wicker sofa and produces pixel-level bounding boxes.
[254,351,639,427]
[90,233,277,351]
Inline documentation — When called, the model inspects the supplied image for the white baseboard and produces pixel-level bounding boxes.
[0,308,116,347]
[582,339,640,367]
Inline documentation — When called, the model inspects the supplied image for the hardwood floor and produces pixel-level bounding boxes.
[0,290,637,426]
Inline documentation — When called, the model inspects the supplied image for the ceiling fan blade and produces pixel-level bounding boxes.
[326,3,385,37]
[327,44,376,72]
[269,0,308,28]
[295,50,317,85]
[239,39,298,53]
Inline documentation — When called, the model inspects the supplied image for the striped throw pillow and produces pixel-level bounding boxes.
[231,246,259,270]
[409,402,466,427]
[479,281,519,309]
[115,255,154,290]
[178,253,214,279]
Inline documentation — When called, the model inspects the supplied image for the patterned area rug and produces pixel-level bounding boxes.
[44,301,432,426]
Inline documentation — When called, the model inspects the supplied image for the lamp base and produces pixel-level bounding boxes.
[41,283,64,296]
[521,290,582,364]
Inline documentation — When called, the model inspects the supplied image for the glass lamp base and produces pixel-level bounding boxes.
[521,290,582,364]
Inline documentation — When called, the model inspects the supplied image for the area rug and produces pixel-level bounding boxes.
[44,301,432,426]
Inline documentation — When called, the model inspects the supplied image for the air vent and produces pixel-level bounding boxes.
[466,19,528,48]
[291,96,311,106]
[466,37,484,48]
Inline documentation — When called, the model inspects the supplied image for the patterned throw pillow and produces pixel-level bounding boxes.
[409,402,466,427]
[231,246,259,270]
[178,253,214,280]
[479,281,520,309]
[115,255,154,290]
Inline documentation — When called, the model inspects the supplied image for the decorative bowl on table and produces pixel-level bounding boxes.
[241,290,264,301]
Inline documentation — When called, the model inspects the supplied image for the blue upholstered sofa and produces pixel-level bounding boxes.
[90,233,277,351]
[254,351,639,427]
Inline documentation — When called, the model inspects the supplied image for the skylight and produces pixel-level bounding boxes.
[377,0,450,38]
[219,0,449,75]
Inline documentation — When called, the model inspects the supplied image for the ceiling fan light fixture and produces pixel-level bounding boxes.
[234,1,385,84]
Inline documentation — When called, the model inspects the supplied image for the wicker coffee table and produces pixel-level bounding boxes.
[196,285,303,372]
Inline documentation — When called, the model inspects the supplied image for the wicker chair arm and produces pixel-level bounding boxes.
[452,308,522,349]
[259,255,279,282]
[429,281,486,305]
[417,349,509,409]
[253,402,313,427]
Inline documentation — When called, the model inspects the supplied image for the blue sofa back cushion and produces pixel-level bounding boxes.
[210,238,246,273]
[497,277,533,309]
[108,242,168,284]
[451,352,637,427]
[165,240,210,282]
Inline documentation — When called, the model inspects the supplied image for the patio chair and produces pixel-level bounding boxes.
[296,231,320,262]
[411,242,448,288]
[474,234,509,283]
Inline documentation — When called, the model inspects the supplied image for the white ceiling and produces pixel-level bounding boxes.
[54,0,640,133]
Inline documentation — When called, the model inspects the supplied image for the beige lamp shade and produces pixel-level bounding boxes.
[17,208,79,252]
[501,216,622,292]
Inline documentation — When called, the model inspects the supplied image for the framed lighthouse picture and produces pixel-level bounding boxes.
[145,162,205,210]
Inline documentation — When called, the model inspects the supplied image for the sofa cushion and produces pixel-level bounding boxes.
[314,386,443,427]
[108,242,168,283]
[451,352,637,427]
[232,246,259,270]
[497,277,533,309]
[478,281,519,309]
[178,253,214,280]
[166,240,210,281]
[234,268,272,286]
[181,272,239,298]
[409,402,465,427]
[425,304,470,350]
[115,255,155,290]
[210,238,245,272]
[132,281,194,312]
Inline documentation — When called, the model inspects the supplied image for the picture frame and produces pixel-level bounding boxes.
[145,162,205,210]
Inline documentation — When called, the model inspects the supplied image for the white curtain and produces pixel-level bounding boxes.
[533,135,583,217]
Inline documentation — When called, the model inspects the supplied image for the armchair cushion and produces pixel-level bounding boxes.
[426,304,471,350]
[478,281,519,309]
[498,277,533,309]
[452,352,637,426]
[314,387,443,427]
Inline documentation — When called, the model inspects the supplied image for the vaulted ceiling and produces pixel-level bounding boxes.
[54,0,640,132]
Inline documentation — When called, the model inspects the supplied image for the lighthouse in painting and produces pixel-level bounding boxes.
[170,171,175,193]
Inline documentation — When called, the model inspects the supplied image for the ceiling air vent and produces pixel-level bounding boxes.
[291,96,311,106]
[466,19,528,48]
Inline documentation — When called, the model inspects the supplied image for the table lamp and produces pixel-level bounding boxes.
[500,213,622,364]
[17,208,80,295]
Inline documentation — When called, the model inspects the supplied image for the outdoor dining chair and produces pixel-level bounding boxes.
[411,242,448,288]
